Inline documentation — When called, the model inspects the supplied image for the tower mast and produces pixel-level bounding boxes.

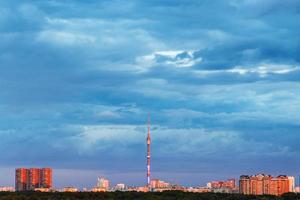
[146,114,151,189]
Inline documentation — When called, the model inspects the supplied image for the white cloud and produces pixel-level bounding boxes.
[95,110,121,119]
[190,63,300,78]
[43,17,161,49]
[205,29,232,43]
[35,17,165,71]
[37,30,96,46]
[228,64,300,77]
[66,124,293,158]
[136,50,202,70]
[132,78,185,99]
[71,125,143,154]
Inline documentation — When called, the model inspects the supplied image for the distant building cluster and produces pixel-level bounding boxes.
[0,187,15,192]
[63,187,79,192]
[114,183,126,191]
[239,174,295,196]
[206,179,238,193]
[7,168,300,196]
[91,177,110,192]
[15,168,52,191]
[97,177,110,190]
[208,179,235,189]
[150,179,170,191]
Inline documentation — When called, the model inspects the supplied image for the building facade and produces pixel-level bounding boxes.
[150,179,170,190]
[239,174,294,196]
[288,176,295,193]
[114,183,126,191]
[40,168,52,188]
[15,168,28,191]
[29,168,40,190]
[15,168,52,191]
[208,179,236,190]
[239,175,251,194]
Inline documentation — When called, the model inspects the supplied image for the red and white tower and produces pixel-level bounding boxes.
[146,114,151,189]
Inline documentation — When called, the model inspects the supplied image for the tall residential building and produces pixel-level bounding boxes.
[249,174,268,195]
[288,176,295,193]
[239,175,250,195]
[239,174,294,196]
[15,168,28,191]
[29,168,41,190]
[40,168,52,188]
[275,175,290,196]
[15,168,53,191]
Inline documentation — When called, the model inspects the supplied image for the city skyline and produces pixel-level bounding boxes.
[8,166,300,195]
[0,0,300,188]
[1,125,300,189]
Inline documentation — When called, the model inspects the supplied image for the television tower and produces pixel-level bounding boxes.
[146,114,151,189]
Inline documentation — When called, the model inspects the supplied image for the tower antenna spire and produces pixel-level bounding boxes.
[146,113,151,190]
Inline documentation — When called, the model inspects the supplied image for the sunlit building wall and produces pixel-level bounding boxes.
[29,168,41,190]
[209,179,236,189]
[40,168,52,188]
[239,174,294,196]
[150,179,170,189]
[15,168,28,191]
[239,175,250,195]
[15,168,53,191]
[288,176,295,192]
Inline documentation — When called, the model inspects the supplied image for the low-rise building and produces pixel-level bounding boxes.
[34,188,52,192]
[150,179,171,190]
[114,183,126,191]
[63,187,78,192]
[91,187,107,192]
[186,187,211,193]
[0,187,15,192]
[207,179,236,190]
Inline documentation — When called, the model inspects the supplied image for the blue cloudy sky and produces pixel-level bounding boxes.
[0,0,300,188]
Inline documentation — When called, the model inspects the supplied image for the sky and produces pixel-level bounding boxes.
[0,0,300,188]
